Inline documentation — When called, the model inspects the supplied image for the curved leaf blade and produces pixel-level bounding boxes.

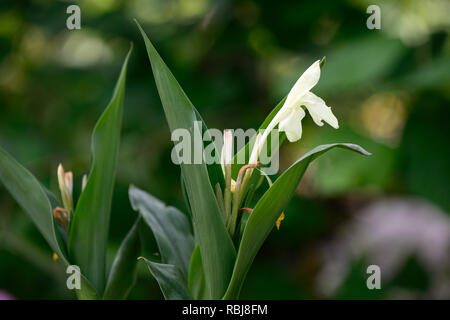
[76,277,101,300]
[68,46,132,294]
[141,258,192,300]
[129,185,194,276]
[103,216,141,300]
[188,245,208,299]
[224,143,371,299]
[0,146,100,299]
[194,108,225,191]
[136,21,236,299]
[0,146,67,262]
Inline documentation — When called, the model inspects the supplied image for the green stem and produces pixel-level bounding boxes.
[228,163,258,237]
[224,163,231,221]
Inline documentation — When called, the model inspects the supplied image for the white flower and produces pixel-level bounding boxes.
[249,59,338,164]
[269,59,338,142]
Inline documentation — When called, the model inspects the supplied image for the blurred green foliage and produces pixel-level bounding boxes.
[0,0,449,299]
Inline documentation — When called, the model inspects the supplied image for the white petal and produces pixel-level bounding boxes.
[279,107,305,142]
[302,92,339,129]
[260,60,321,145]
[284,60,321,109]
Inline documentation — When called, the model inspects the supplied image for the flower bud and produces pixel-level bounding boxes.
[57,164,73,211]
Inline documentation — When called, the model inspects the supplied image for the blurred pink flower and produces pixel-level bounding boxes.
[317,197,450,299]
[0,290,14,300]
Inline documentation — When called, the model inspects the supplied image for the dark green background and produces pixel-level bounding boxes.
[0,0,449,299]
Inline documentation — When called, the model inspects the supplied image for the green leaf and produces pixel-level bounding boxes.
[103,216,142,300]
[0,146,100,300]
[188,245,208,299]
[42,187,69,247]
[68,46,132,295]
[76,277,101,300]
[194,108,225,192]
[180,173,192,219]
[129,185,194,276]
[0,146,68,262]
[140,258,193,300]
[136,21,236,299]
[224,143,371,299]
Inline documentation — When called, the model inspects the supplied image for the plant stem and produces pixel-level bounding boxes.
[224,163,231,221]
[228,163,259,237]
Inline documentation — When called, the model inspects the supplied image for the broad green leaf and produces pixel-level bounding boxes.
[180,97,225,222]
[76,277,101,300]
[188,245,208,299]
[137,216,160,260]
[68,46,132,294]
[194,108,225,192]
[103,216,141,300]
[136,21,236,299]
[43,187,69,246]
[0,146,68,262]
[129,185,194,276]
[224,143,371,299]
[180,173,192,219]
[141,258,192,300]
[0,146,100,300]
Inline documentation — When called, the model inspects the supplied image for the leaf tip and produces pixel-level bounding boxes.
[134,18,145,35]
[319,56,327,69]
[356,145,372,156]
[341,143,372,156]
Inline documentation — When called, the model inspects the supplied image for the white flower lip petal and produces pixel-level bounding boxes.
[279,106,305,142]
[302,92,339,129]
